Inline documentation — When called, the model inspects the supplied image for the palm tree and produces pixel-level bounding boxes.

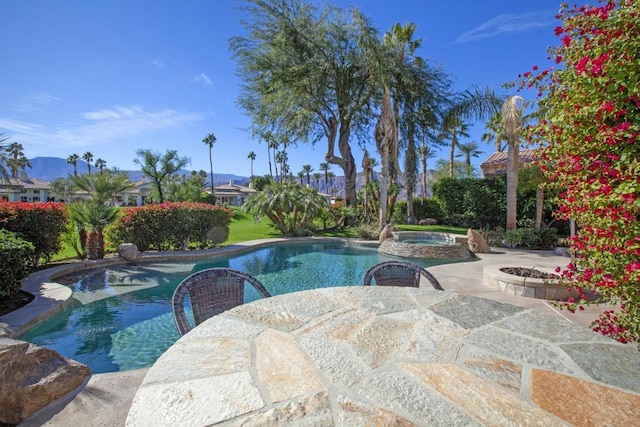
[419,145,437,198]
[95,158,107,174]
[6,142,30,179]
[481,112,507,152]
[247,151,256,183]
[440,117,470,177]
[312,172,321,190]
[319,162,330,192]
[297,171,305,185]
[82,152,94,175]
[67,153,80,176]
[455,141,483,176]
[263,132,277,179]
[67,201,119,260]
[302,164,313,186]
[374,86,397,229]
[0,134,11,181]
[502,96,525,230]
[202,133,216,199]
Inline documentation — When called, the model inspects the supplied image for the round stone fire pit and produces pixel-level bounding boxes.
[484,265,577,300]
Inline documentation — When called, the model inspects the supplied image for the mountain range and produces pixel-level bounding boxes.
[26,157,249,186]
[25,157,435,198]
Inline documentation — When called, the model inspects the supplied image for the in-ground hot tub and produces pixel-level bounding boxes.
[379,231,471,259]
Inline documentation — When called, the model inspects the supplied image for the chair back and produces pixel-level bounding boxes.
[362,261,444,290]
[172,268,271,335]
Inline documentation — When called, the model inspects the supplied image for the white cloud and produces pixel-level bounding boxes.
[14,93,60,112]
[148,57,165,68]
[455,11,553,43]
[192,73,213,86]
[0,106,201,151]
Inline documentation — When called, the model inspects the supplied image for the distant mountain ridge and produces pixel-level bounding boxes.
[26,157,250,186]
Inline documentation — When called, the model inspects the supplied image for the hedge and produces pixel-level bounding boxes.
[108,202,234,251]
[0,201,67,266]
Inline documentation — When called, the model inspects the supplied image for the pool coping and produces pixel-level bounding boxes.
[0,237,378,337]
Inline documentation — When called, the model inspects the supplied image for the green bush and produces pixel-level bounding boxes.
[392,198,443,224]
[0,202,67,266]
[0,229,35,298]
[432,177,507,229]
[108,202,234,251]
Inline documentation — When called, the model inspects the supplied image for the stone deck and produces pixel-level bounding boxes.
[126,287,640,426]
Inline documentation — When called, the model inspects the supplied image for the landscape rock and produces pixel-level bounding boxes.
[466,229,491,254]
[117,243,139,261]
[0,323,12,338]
[0,338,91,425]
[419,218,439,225]
[379,224,395,243]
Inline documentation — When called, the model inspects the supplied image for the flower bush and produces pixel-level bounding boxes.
[108,202,234,251]
[519,0,640,342]
[0,201,67,266]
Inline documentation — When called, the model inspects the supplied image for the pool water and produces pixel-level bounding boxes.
[19,241,456,373]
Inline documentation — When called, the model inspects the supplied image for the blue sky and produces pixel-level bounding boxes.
[1,0,573,178]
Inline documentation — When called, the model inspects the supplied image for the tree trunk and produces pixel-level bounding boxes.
[375,87,396,230]
[325,117,357,208]
[506,142,519,230]
[449,135,457,177]
[535,185,544,231]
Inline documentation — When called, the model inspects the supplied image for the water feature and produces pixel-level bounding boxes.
[19,240,468,373]
[378,231,472,259]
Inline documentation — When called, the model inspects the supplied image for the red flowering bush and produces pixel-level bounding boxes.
[108,202,233,251]
[519,0,639,343]
[0,201,67,266]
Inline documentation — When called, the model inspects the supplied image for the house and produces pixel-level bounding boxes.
[212,181,257,206]
[0,175,148,206]
[480,149,539,177]
[0,176,52,202]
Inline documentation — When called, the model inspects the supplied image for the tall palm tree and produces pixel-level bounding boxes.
[67,153,80,176]
[95,158,107,174]
[263,132,277,179]
[440,117,470,177]
[82,151,94,175]
[481,112,507,152]
[6,142,30,179]
[312,172,321,190]
[297,171,305,185]
[502,96,525,230]
[202,133,216,199]
[319,162,330,192]
[374,86,397,229]
[455,141,483,176]
[302,164,313,186]
[247,151,256,183]
[419,145,437,198]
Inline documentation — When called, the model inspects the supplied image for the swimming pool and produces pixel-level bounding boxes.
[19,241,465,373]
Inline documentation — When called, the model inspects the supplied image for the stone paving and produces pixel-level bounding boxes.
[126,286,640,426]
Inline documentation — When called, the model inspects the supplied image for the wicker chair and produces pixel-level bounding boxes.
[362,261,444,290]
[172,268,271,335]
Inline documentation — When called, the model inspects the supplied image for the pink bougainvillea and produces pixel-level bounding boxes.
[518,0,640,343]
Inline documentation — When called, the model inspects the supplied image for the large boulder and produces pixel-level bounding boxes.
[0,338,91,425]
[379,224,395,243]
[117,243,139,261]
[418,218,439,225]
[466,229,492,254]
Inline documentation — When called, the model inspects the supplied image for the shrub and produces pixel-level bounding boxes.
[108,202,233,251]
[432,177,506,228]
[0,229,35,298]
[0,201,67,266]
[520,0,640,342]
[392,198,443,224]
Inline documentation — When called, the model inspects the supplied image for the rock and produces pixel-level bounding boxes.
[0,338,91,425]
[466,229,491,254]
[379,224,395,243]
[418,218,439,225]
[117,243,139,261]
[0,323,12,338]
